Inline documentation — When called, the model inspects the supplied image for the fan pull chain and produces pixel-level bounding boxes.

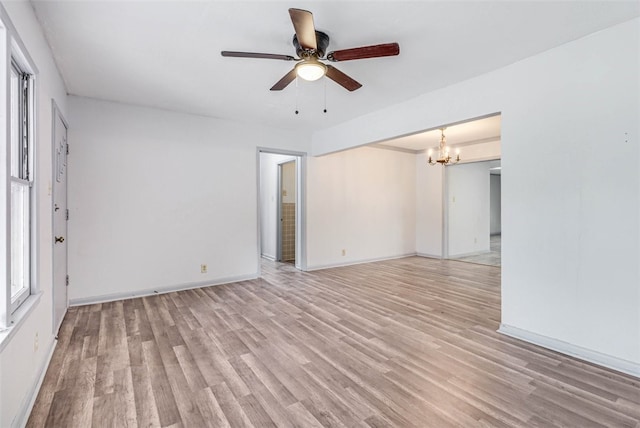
[295,77,299,115]
[323,78,327,113]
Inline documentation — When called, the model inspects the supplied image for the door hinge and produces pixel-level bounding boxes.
[66,275,69,286]
[66,143,69,155]
[66,209,69,221]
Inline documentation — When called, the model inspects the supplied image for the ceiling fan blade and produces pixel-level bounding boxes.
[221,51,296,61]
[326,43,400,62]
[325,65,362,91]
[289,8,317,50]
[270,68,297,91]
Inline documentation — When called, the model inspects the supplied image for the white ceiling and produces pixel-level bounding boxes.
[376,113,501,152]
[31,1,639,133]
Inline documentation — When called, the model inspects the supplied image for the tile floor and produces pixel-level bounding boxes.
[452,234,501,267]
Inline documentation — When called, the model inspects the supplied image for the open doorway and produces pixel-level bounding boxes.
[446,159,501,267]
[278,160,296,263]
[258,149,306,274]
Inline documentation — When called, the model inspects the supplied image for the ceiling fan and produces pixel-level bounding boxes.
[221,8,400,92]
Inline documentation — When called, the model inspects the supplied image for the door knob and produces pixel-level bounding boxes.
[55,236,65,244]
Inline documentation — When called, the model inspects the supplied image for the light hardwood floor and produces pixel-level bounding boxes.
[27,257,640,427]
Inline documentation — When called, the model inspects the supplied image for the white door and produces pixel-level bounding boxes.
[52,104,68,335]
[277,160,296,263]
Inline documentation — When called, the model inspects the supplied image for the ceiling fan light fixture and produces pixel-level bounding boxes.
[295,60,327,81]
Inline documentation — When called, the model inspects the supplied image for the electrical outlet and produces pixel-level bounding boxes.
[34,332,39,352]
[474,237,477,244]
[341,249,346,256]
[201,264,207,273]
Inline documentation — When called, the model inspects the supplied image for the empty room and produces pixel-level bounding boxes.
[0,1,638,427]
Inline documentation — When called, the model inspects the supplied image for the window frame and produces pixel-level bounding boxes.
[9,59,33,313]
[0,7,39,330]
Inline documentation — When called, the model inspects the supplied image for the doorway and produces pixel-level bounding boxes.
[446,159,501,267]
[52,101,69,334]
[257,149,306,274]
[278,160,296,263]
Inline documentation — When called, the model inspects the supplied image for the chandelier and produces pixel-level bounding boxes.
[428,127,460,166]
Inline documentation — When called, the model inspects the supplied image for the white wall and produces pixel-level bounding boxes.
[447,162,490,256]
[415,153,443,257]
[490,174,501,235]
[0,2,68,426]
[259,153,294,260]
[306,146,416,269]
[68,97,307,303]
[312,19,640,372]
[500,19,639,371]
[458,139,501,161]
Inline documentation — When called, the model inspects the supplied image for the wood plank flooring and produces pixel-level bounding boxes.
[27,257,640,427]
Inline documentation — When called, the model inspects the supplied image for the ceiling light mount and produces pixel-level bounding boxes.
[293,31,330,58]
[428,127,460,166]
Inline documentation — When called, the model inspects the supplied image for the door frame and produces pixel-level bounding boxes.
[257,147,307,274]
[276,161,283,262]
[51,99,69,335]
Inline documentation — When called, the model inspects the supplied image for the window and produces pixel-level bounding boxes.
[0,8,41,338]
[9,59,33,313]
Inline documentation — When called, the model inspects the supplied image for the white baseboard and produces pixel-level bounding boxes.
[13,337,57,428]
[69,273,258,306]
[498,324,640,378]
[449,249,491,258]
[415,252,443,259]
[305,253,416,271]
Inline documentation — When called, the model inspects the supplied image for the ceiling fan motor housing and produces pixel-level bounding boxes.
[293,31,330,58]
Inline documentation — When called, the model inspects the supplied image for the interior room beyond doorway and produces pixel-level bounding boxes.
[448,159,501,267]
[258,151,302,270]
